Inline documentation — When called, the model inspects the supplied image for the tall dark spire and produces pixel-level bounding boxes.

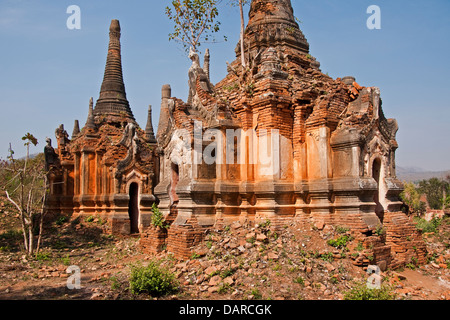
[94,19,135,122]
[85,97,96,130]
[238,0,309,56]
[72,119,80,138]
[145,105,157,143]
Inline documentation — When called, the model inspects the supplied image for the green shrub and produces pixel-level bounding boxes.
[129,261,179,297]
[375,225,385,236]
[0,229,22,241]
[415,217,441,233]
[35,251,51,261]
[406,263,416,270]
[294,276,305,286]
[344,281,396,300]
[55,216,68,226]
[250,288,262,300]
[328,235,350,249]
[356,242,364,251]
[110,276,121,291]
[191,252,201,260]
[61,254,71,266]
[246,236,256,244]
[217,283,231,294]
[330,275,339,284]
[220,268,235,279]
[320,252,334,262]
[336,226,349,234]
[151,203,167,229]
[259,219,271,229]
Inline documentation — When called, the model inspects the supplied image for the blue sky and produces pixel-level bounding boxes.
[0,0,449,171]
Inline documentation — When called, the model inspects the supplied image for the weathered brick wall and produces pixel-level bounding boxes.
[384,211,428,268]
[140,226,168,255]
[352,234,392,271]
[166,224,208,260]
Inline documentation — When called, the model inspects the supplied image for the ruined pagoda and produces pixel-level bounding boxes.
[150,0,427,267]
[44,1,427,269]
[45,20,159,235]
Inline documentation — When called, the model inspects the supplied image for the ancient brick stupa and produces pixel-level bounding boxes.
[150,0,427,266]
[45,1,427,269]
[45,20,159,234]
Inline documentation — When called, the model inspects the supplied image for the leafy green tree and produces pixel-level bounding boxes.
[400,182,427,214]
[445,175,450,209]
[165,0,225,54]
[418,178,449,210]
[444,194,450,209]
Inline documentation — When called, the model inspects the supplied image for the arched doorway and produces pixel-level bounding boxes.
[170,163,179,206]
[372,158,384,222]
[128,182,140,234]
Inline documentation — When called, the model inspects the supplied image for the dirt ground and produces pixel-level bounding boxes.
[0,209,449,301]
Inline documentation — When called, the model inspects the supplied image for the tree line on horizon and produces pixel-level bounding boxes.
[401,176,450,214]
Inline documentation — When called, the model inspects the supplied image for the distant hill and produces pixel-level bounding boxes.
[18,153,41,160]
[397,166,450,183]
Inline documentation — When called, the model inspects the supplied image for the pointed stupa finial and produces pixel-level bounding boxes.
[94,19,135,123]
[145,105,157,143]
[85,97,96,129]
[238,0,309,56]
[110,19,121,33]
[72,119,80,138]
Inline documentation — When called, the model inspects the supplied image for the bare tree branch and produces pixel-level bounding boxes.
[5,190,21,213]
[166,0,224,54]
[3,133,43,255]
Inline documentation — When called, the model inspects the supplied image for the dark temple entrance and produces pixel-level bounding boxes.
[372,158,384,222]
[128,182,140,234]
[170,163,179,206]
